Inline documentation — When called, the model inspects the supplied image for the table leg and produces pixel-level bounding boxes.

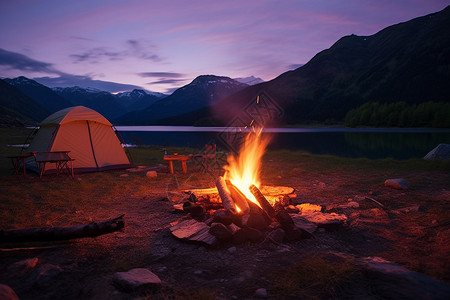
[22,158,27,176]
[181,160,187,174]
[168,161,174,174]
[39,162,46,178]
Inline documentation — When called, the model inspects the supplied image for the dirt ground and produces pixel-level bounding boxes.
[1,156,449,299]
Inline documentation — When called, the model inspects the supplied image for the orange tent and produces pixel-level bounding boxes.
[26,106,131,173]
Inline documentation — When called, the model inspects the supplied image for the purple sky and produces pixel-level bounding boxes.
[0,0,448,93]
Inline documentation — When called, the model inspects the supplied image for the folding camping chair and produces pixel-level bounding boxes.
[194,144,218,172]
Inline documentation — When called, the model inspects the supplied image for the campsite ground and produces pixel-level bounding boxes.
[0,128,450,299]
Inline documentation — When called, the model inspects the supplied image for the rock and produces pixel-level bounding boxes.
[146,171,157,178]
[29,264,63,283]
[209,222,233,241]
[194,269,203,275]
[286,205,299,213]
[211,209,233,225]
[299,211,347,230]
[227,246,237,253]
[290,214,318,234]
[384,178,409,190]
[0,285,19,300]
[358,256,450,299]
[393,205,427,214]
[113,268,161,292]
[170,219,217,246]
[424,143,450,160]
[119,173,129,177]
[255,288,268,298]
[337,201,360,209]
[296,203,322,213]
[8,257,39,274]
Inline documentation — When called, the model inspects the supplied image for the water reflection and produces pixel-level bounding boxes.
[116,126,450,160]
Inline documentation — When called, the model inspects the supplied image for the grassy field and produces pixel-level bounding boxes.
[1,127,449,299]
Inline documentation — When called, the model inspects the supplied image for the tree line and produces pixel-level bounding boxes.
[344,101,450,128]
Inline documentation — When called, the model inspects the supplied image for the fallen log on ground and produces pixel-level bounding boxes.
[0,215,125,243]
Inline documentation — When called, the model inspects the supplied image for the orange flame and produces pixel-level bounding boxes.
[224,127,270,209]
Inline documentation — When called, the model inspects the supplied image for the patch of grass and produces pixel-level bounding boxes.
[270,253,366,299]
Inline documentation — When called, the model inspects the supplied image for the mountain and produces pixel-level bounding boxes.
[187,6,450,126]
[52,86,126,120]
[116,75,248,124]
[4,76,73,114]
[234,76,265,85]
[0,79,48,126]
[114,89,166,112]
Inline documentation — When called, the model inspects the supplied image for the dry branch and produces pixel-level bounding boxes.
[0,215,125,243]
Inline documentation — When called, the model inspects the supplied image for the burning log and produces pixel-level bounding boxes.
[0,215,125,243]
[249,184,275,218]
[225,180,250,214]
[215,177,237,214]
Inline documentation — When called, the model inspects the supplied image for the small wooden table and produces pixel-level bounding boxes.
[35,151,75,178]
[8,152,37,176]
[164,154,191,174]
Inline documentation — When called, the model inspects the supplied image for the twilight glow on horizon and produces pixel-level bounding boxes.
[0,0,448,94]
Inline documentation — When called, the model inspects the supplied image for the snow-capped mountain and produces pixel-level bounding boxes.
[116,75,248,124]
[234,76,265,85]
[5,76,72,114]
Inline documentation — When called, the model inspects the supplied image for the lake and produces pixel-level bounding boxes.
[115,126,450,160]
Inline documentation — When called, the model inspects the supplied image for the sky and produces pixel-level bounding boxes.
[0,0,448,94]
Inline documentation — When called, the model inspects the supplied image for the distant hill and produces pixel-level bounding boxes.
[52,86,127,120]
[5,76,73,115]
[115,75,248,124]
[187,6,450,126]
[0,79,48,126]
[114,89,166,112]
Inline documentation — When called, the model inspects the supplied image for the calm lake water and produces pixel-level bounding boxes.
[115,126,450,160]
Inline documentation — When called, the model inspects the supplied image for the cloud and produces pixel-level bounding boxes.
[70,40,163,64]
[34,73,144,93]
[0,48,57,74]
[70,47,123,63]
[137,72,184,78]
[148,78,187,85]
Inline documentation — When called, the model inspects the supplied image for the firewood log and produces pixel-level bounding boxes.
[225,180,250,214]
[273,202,295,231]
[249,184,275,218]
[0,215,125,243]
[215,177,237,213]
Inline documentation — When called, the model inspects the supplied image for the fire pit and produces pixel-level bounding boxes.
[169,128,346,246]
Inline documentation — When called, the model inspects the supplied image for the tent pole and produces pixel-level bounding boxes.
[113,125,134,167]
[86,121,100,170]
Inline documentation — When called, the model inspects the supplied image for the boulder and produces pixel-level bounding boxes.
[424,143,450,160]
[146,171,157,178]
[0,285,19,300]
[384,178,409,190]
[299,211,347,230]
[113,268,161,292]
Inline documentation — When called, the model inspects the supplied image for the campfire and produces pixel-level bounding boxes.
[170,128,346,246]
